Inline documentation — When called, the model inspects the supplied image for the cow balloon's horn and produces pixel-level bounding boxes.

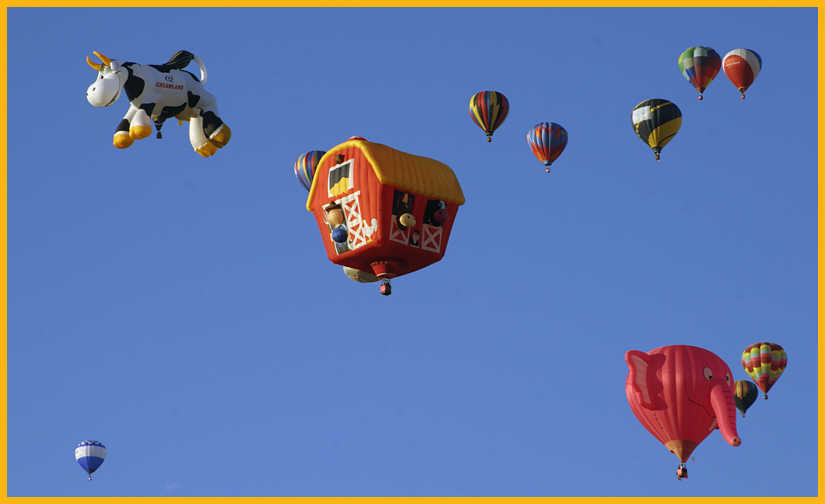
[93,51,112,66]
[86,55,103,72]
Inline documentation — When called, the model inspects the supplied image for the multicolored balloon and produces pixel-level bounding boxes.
[469,90,509,142]
[733,380,759,417]
[631,99,682,161]
[723,49,762,99]
[678,46,722,100]
[294,150,325,191]
[75,440,106,480]
[526,122,568,173]
[742,342,786,399]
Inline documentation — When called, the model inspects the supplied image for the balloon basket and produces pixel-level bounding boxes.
[379,279,392,296]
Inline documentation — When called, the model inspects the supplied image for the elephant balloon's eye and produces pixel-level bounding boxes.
[726,373,731,385]
[703,367,713,381]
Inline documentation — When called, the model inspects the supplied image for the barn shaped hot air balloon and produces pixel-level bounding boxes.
[305,137,465,295]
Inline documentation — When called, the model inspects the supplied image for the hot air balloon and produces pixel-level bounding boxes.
[733,380,758,417]
[625,345,741,477]
[305,136,464,295]
[723,48,762,99]
[294,150,325,191]
[526,122,568,174]
[631,99,682,161]
[678,46,722,100]
[742,342,786,399]
[85,50,231,156]
[75,440,106,480]
[469,91,509,142]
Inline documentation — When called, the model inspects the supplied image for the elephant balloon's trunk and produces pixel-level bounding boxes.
[710,384,741,447]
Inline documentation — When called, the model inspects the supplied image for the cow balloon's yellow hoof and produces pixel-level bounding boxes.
[209,124,231,148]
[196,141,218,158]
[113,132,134,149]
[129,125,152,139]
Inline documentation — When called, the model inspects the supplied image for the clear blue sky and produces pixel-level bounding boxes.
[7,7,818,497]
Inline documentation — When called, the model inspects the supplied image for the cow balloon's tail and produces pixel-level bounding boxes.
[155,50,208,83]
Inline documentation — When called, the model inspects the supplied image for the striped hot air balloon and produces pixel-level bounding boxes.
[75,440,106,480]
[723,49,762,99]
[733,380,759,417]
[526,122,568,173]
[678,46,722,100]
[742,342,786,399]
[294,151,326,192]
[469,91,509,142]
[630,99,682,161]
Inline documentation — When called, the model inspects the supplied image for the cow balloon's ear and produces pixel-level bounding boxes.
[626,350,664,410]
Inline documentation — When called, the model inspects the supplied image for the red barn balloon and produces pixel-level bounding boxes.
[305,137,465,294]
[625,345,741,472]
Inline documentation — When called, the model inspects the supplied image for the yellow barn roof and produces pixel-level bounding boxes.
[306,138,465,211]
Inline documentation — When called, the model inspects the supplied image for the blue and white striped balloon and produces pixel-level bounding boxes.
[75,440,106,480]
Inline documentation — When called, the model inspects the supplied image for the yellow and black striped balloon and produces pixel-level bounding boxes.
[630,99,682,160]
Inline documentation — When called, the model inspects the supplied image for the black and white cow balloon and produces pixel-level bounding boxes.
[86,50,231,157]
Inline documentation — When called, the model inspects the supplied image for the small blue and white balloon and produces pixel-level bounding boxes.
[75,440,106,480]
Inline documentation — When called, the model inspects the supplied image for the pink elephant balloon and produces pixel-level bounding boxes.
[625,345,741,464]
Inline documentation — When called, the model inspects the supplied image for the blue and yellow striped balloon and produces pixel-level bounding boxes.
[469,91,509,142]
[294,151,325,192]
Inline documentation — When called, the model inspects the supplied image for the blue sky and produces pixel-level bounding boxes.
[7,7,818,497]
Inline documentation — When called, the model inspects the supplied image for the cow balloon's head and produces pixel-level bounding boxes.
[85,51,127,107]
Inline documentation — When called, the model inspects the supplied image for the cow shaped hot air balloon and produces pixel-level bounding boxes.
[625,345,741,478]
[85,50,231,157]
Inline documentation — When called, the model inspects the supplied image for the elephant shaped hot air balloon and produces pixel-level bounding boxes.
[625,345,741,477]
[75,440,106,480]
[742,342,786,399]
[526,122,568,174]
[678,46,722,100]
[723,49,762,99]
[469,91,509,142]
[631,99,681,161]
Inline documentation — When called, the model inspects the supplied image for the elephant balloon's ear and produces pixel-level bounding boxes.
[626,350,666,410]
